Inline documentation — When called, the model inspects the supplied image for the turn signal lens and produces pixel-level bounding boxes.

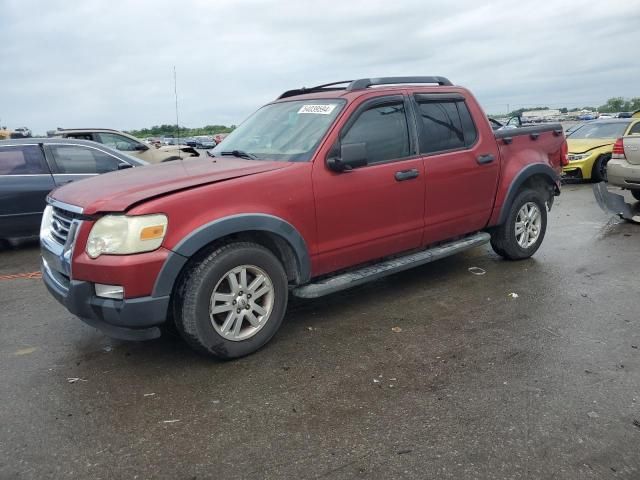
[140,225,165,241]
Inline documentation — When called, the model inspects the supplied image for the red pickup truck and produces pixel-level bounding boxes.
[40,76,567,358]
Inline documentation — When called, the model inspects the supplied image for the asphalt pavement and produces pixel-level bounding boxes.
[1,184,639,479]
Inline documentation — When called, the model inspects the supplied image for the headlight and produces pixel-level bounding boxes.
[86,214,167,258]
[40,205,54,239]
[567,153,591,162]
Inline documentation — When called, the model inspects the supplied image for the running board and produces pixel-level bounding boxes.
[293,232,491,299]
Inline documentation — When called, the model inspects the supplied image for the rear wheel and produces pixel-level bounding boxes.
[591,154,610,182]
[490,189,547,260]
[175,242,288,359]
[631,190,640,201]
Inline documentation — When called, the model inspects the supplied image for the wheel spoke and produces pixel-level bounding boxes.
[252,303,267,316]
[212,292,234,303]
[227,272,240,293]
[253,285,271,300]
[530,208,539,222]
[248,274,265,293]
[211,303,234,315]
[240,268,248,289]
[220,312,235,334]
[515,221,526,235]
[232,314,244,337]
[245,311,260,327]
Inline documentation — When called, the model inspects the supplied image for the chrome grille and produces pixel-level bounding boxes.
[51,207,77,246]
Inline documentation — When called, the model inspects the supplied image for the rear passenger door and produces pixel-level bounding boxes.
[412,94,500,245]
[0,144,56,238]
[45,143,124,185]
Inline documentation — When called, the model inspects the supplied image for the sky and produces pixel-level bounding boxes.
[1,0,639,133]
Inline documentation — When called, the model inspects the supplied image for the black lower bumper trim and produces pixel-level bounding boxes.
[42,260,169,341]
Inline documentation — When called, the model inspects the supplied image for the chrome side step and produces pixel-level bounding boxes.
[293,232,491,299]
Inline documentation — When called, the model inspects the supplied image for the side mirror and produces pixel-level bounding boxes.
[134,143,149,151]
[327,142,368,172]
[117,162,133,170]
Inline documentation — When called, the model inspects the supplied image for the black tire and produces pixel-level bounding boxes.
[490,188,547,260]
[631,190,640,201]
[174,242,288,359]
[591,154,610,182]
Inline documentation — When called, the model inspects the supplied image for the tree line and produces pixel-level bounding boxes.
[507,96,640,117]
[126,124,236,138]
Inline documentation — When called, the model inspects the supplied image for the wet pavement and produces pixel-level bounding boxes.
[1,184,639,479]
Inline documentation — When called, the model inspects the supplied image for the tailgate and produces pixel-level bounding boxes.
[624,136,640,165]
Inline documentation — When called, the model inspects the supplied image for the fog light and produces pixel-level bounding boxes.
[95,284,124,299]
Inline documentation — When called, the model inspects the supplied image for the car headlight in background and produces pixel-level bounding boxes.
[567,153,592,162]
[40,205,54,239]
[86,214,168,258]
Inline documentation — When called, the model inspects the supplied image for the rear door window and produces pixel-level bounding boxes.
[414,98,478,155]
[341,101,411,164]
[0,145,49,175]
[96,133,141,152]
[628,122,640,135]
[48,145,122,174]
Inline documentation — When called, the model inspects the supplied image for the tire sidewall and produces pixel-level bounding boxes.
[591,154,610,182]
[504,190,547,258]
[186,245,288,358]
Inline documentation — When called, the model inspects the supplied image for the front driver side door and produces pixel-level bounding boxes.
[312,95,425,275]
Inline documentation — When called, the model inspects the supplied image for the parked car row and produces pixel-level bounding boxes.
[0,138,145,241]
[563,118,640,181]
[53,128,199,163]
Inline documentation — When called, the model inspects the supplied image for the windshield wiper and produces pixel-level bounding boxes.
[220,150,258,160]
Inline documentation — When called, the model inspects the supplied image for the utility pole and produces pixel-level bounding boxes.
[173,66,180,158]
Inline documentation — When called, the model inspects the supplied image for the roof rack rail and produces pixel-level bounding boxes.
[277,80,354,99]
[277,76,453,99]
[347,76,452,90]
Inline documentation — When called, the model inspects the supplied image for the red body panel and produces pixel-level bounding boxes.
[421,91,501,245]
[49,84,566,298]
[71,222,169,297]
[51,157,289,214]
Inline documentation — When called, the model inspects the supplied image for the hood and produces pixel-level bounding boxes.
[158,145,189,152]
[567,138,615,154]
[51,157,290,214]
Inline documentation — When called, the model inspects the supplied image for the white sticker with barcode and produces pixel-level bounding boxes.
[297,104,336,115]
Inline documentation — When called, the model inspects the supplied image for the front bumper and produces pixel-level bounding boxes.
[562,155,596,180]
[42,258,169,340]
[41,205,170,341]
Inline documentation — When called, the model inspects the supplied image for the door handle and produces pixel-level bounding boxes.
[476,154,495,165]
[395,169,419,181]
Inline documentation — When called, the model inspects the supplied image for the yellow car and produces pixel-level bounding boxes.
[564,118,640,181]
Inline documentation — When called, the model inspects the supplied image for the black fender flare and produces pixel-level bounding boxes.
[152,214,311,297]
[497,163,560,225]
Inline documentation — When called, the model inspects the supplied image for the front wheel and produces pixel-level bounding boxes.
[591,154,610,182]
[631,190,640,201]
[175,242,288,359]
[490,189,547,260]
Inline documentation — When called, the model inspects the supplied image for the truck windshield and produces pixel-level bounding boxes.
[210,99,346,161]
[568,122,629,139]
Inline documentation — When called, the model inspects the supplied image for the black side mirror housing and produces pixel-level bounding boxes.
[117,162,133,170]
[135,143,149,151]
[327,142,368,172]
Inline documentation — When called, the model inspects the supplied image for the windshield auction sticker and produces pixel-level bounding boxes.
[298,104,337,115]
